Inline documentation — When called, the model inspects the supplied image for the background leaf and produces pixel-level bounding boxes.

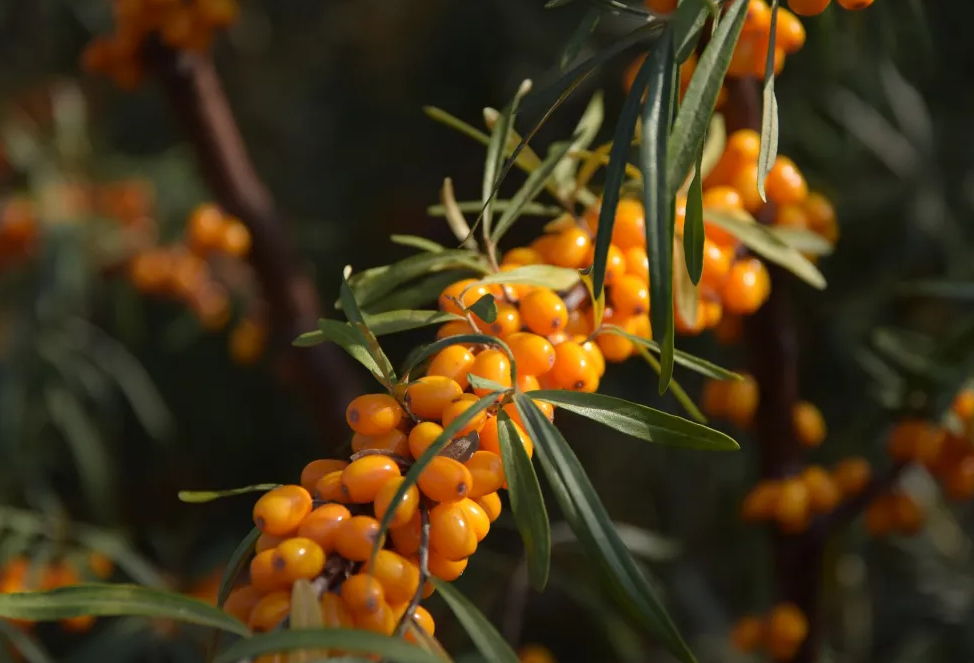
[212,630,441,663]
[362,310,466,337]
[216,528,261,606]
[467,294,498,324]
[756,0,781,201]
[683,147,705,284]
[472,264,580,292]
[177,484,278,504]
[390,235,446,254]
[433,581,520,663]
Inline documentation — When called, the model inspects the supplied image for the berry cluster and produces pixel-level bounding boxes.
[0,553,114,633]
[126,202,268,365]
[82,0,240,89]
[518,644,557,663]
[788,0,875,17]
[731,602,809,661]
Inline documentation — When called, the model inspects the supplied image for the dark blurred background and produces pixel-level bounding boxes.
[1,1,973,662]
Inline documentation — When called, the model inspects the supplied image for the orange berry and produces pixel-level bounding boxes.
[730,162,765,214]
[730,615,765,652]
[426,344,476,390]
[314,470,347,503]
[887,420,945,467]
[249,550,287,593]
[406,604,436,642]
[457,498,491,541]
[418,456,472,503]
[576,337,606,377]
[702,299,723,328]
[801,466,840,514]
[427,551,468,581]
[480,302,522,337]
[320,591,355,628]
[547,227,591,269]
[612,199,646,250]
[342,573,386,615]
[725,372,759,428]
[517,373,541,392]
[354,600,396,635]
[502,247,544,266]
[788,0,831,16]
[742,0,772,37]
[341,455,402,504]
[248,591,291,632]
[297,503,351,553]
[253,485,313,536]
[478,415,534,459]
[408,421,445,459]
[389,513,423,556]
[675,194,688,235]
[721,258,771,315]
[675,299,707,335]
[87,552,114,579]
[766,156,808,206]
[351,429,410,457]
[429,502,478,561]
[405,376,464,420]
[518,645,557,663]
[793,401,826,447]
[334,516,386,562]
[438,279,491,316]
[197,0,240,27]
[507,332,556,376]
[256,533,284,554]
[299,459,349,493]
[272,537,325,583]
[223,585,261,624]
[442,397,488,437]
[624,247,649,282]
[952,388,974,422]
[774,9,806,54]
[610,274,649,317]
[767,602,808,661]
[362,550,420,605]
[477,492,503,522]
[740,480,781,521]
[700,240,733,292]
[644,0,677,12]
[186,203,226,253]
[520,288,568,336]
[469,349,513,396]
[803,192,839,244]
[835,0,873,9]
[465,451,506,499]
[346,394,403,436]
[700,378,729,418]
[892,492,924,535]
[220,218,251,257]
[593,244,628,286]
[775,202,810,230]
[942,455,974,501]
[437,320,478,341]
[831,457,871,498]
[702,186,744,246]
[774,478,811,533]
[865,494,896,537]
[374,477,420,529]
[549,341,600,392]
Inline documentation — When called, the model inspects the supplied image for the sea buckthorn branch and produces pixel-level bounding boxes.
[142,43,360,435]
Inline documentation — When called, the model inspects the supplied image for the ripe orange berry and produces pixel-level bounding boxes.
[426,344,476,390]
[836,0,873,9]
[220,218,251,257]
[408,421,445,459]
[942,455,974,501]
[774,478,811,533]
[865,494,896,537]
[644,0,677,13]
[549,341,599,392]
[187,203,226,253]
[355,600,396,635]
[341,456,402,504]
[742,0,773,37]
[478,415,534,459]
[457,498,491,541]
[767,602,808,661]
[253,485,313,536]
[406,604,436,642]
[314,470,347,503]
[610,274,650,317]
[351,429,410,457]
[197,0,240,27]
[624,247,649,283]
[765,156,808,206]
[831,457,871,498]
[437,320,478,341]
[887,420,945,467]
[346,394,404,436]
[465,451,506,499]
[480,302,522,337]
[87,551,114,579]
[405,376,464,420]
[249,550,287,593]
[442,397,488,437]
[272,537,325,583]
[320,591,355,628]
[419,456,472,503]
[256,533,284,554]
[507,332,556,376]
[363,550,420,605]
[223,585,262,624]
[774,9,806,54]
[389,513,422,556]
[725,372,759,428]
[299,459,348,493]
[518,645,557,663]
[701,379,729,418]
[342,573,386,615]
[802,466,840,514]
[788,0,831,16]
[502,247,544,266]
[802,191,838,242]
[793,401,827,447]
[612,199,647,250]
[469,349,513,396]
[591,244,628,286]
[547,227,591,269]
[952,388,974,422]
[740,480,781,521]
[374,476,420,529]
[298,503,351,553]
[427,551,468,581]
[891,492,924,535]
[576,337,606,377]
[438,279,490,316]
[721,258,771,316]
[730,615,765,652]
[520,288,568,336]
[477,492,503,522]
[335,516,386,562]
[248,590,291,632]
[429,502,478,561]
[699,240,733,292]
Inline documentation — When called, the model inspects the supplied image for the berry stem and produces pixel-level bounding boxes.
[394,504,431,637]
[142,40,361,444]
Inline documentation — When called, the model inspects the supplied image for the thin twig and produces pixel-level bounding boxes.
[394,504,430,637]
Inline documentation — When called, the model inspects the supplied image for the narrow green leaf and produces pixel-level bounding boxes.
[371,392,503,563]
[767,226,833,256]
[212,630,440,663]
[489,140,575,245]
[293,330,326,347]
[698,114,727,181]
[361,310,465,337]
[483,82,532,241]
[560,9,601,70]
[467,375,511,394]
[702,209,826,289]
[340,270,397,387]
[667,0,748,192]
[177,485,279,504]
[553,91,605,196]
[673,231,699,331]
[390,235,446,253]
[496,412,550,590]
[467,294,498,324]
[756,0,780,202]
[363,271,476,315]
[400,334,515,380]
[512,395,696,663]
[346,250,487,309]
[597,325,739,380]
[216,528,261,607]
[635,344,706,423]
[307,320,384,384]
[591,52,655,301]
[670,0,711,62]
[433,581,520,663]
[423,107,490,145]
[586,0,654,19]
[895,280,974,301]
[531,390,736,450]
[641,30,677,394]
[472,264,580,292]
[440,177,479,250]
[683,147,705,284]
[428,200,563,218]
[0,585,249,636]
